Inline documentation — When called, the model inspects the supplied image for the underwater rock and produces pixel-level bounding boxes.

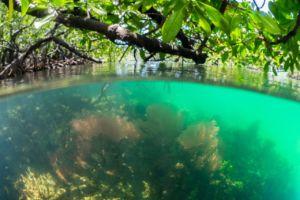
[177,120,221,171]
[71,115,140,142]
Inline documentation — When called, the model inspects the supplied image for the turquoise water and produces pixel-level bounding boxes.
[0,80,300,199]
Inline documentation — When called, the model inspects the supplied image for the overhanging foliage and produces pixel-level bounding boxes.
[0,0,299,76]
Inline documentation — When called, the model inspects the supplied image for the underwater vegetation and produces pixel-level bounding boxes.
[15,168,66,200]
[71,115,140,143]
[177,120,221,171]
[0,83,297,200]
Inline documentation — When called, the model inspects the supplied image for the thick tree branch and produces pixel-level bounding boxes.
[219,0,229,14]
[55,15,207,63]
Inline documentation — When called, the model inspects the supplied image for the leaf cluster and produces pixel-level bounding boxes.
[1,0,300,72]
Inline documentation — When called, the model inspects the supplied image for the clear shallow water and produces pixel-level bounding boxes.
[0,79,300,199]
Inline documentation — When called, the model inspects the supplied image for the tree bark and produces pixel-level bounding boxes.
[55,15,207,63]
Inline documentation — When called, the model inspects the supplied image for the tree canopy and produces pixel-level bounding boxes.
[0,0,299,77]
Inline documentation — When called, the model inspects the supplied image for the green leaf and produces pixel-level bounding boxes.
[8,0,14,20]
[251,12,282,35]
[139,49,146,60]
[34,13,56,28]
[229,15,241,32]
[263,61,271,72]
[272,66,278,75]
[269,1,285,21]
[21,0,30,16]
[51,0,65,7]
[232,45,238,57]
[159,53,166,60]
[140,0,154,12]
[230,28,241,41]
[259,15,281,35]
[287,38,299,56]
[199,2,229,34]
[295,60,300,71]
[172,0,185,11]
[91,6,107,16]
[162,7,185,43]
[198,17,211,35]
[284,62,290,71]
[296,30,300,41]
[32,0,48,4]
[254,39,262,51]
[221,52,229,63]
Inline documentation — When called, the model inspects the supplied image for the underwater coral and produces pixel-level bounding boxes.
[14,168,65,200]
[177,120,221,171]
[71,115,140,142]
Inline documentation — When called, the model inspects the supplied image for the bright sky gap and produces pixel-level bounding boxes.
[237,0,270,12]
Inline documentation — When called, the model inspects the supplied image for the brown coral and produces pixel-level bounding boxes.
[177,120,221,171]
[137,103,183,144]
[49,115,140,180]
[71,115,140,167]
[71,115,140,142]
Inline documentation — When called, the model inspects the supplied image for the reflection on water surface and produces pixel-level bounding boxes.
[1,62,300,101]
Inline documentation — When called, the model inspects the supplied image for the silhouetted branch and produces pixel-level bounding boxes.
[253,0,266,10]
